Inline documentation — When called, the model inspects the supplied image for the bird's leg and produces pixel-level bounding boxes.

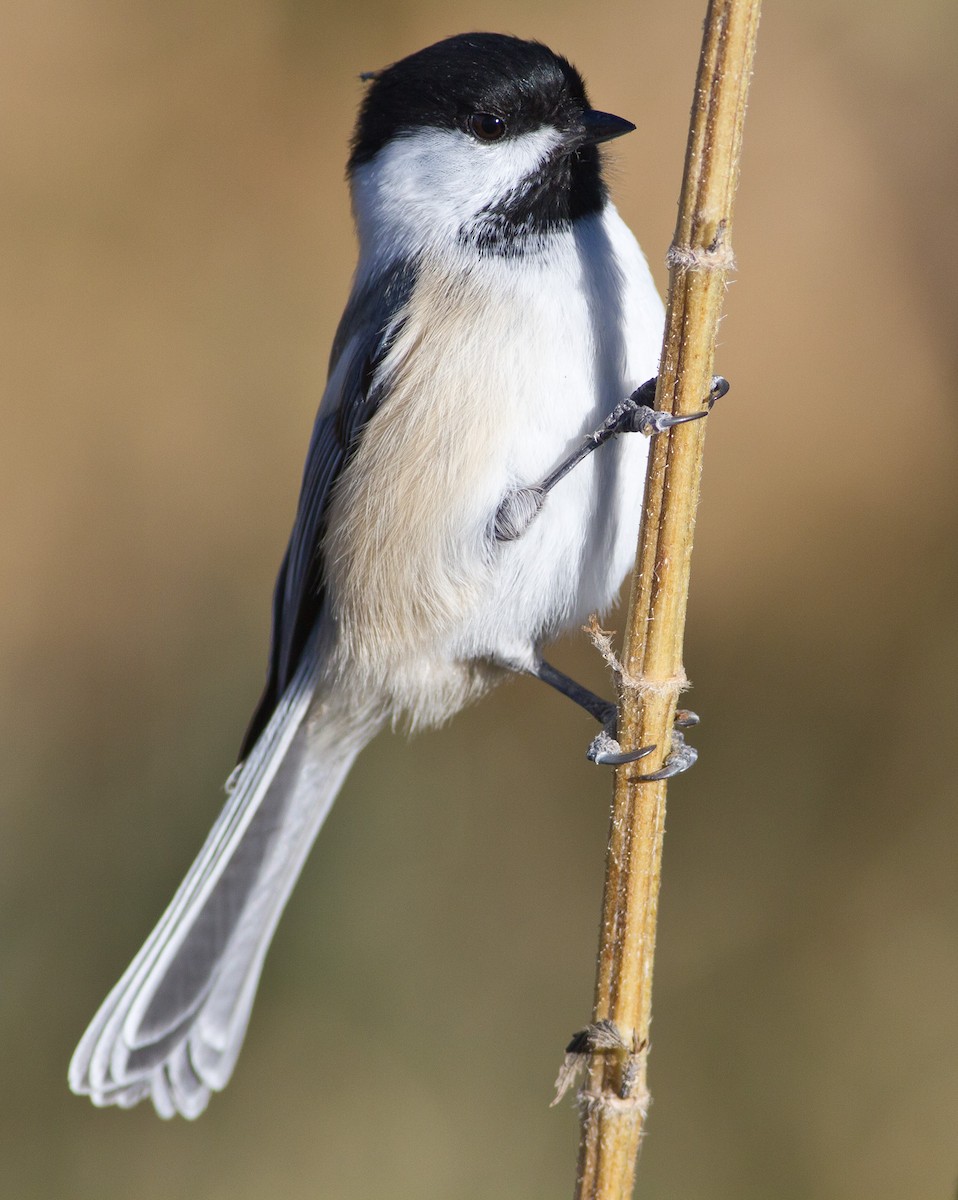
[530,659,700,776]
[533,659,618,727]
[494,376,729,543]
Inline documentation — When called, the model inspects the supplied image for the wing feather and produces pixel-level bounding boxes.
[239,258,416,758]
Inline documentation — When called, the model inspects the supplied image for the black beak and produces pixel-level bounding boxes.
[581,109,636,146]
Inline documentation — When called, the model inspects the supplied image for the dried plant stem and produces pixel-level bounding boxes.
[572,2,762,1196]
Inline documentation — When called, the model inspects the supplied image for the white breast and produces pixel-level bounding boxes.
[323,205,663,725]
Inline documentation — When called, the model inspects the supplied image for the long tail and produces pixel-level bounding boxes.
[69,655,380,1118]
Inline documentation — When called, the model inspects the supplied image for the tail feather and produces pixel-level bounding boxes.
[69,654,380,1118]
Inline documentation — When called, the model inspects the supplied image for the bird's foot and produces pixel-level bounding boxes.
[587,708,701,779]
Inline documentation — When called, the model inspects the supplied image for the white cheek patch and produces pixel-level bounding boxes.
[352,125,565,260]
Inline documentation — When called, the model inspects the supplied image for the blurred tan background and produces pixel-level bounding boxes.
[3,2,957,1197]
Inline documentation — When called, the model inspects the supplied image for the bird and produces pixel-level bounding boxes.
[69,31,706,1119]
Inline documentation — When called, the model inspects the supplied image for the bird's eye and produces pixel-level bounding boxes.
[468,113,507,142]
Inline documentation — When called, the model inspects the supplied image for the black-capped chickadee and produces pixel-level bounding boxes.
[70,32,709,1119]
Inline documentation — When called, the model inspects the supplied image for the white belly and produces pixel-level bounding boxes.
[324,206,663,723]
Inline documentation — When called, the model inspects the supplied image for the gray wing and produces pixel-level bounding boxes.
[239,258,416,759]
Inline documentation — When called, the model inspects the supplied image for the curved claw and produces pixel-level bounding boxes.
[708,375,731,409]
[635,736,698,781]
[673,708,700,729]
[587,730,657,767]
[657,409,709,431]
[631,406,708,435]
[594,744,658,767]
